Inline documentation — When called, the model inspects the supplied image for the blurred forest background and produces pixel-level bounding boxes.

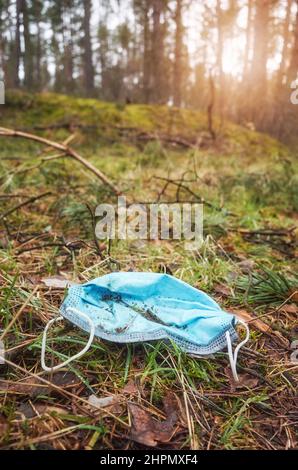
[0,0,298,143]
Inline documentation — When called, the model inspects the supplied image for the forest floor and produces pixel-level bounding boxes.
[0,91,297,450]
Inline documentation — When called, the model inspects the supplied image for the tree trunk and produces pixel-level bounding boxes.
[62,3,74,93]
[242,0,253,83]
[22,0,34,90]
[82,0,95,96]
[249,0,270,125]
[64,42,74,91]
[173,0,183,107]
[151,0,165,104]
[98,23,109,98]
[288,0,298,84]
[276,0,292,89]
[142,1,151,103]
[216,0,225,120]
[36,11,42,90]
[13,0,22,88]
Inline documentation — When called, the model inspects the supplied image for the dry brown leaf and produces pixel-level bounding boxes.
[235,376,259,390]
[214,284,231,298]
[224,367,259,390]
[128,404,175,447]
[122,380,139,395]
[230,308,271,333]
[128,393,179,447]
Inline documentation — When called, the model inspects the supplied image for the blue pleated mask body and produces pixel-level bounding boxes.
[60,272,238,355]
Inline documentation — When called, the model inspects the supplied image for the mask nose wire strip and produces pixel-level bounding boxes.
[41,307,95,372]
[225,318,250,382]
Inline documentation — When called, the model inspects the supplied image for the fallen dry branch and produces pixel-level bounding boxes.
[0,126,121,197]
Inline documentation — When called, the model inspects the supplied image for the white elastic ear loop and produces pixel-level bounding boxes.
[225,318,250,382]
[41,307,95,372]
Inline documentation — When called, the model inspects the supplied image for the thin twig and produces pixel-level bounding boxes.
[85,203,104,259]
[0,192,52,221]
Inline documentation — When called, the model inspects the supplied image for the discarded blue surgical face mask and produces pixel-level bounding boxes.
[41,272,249,381]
